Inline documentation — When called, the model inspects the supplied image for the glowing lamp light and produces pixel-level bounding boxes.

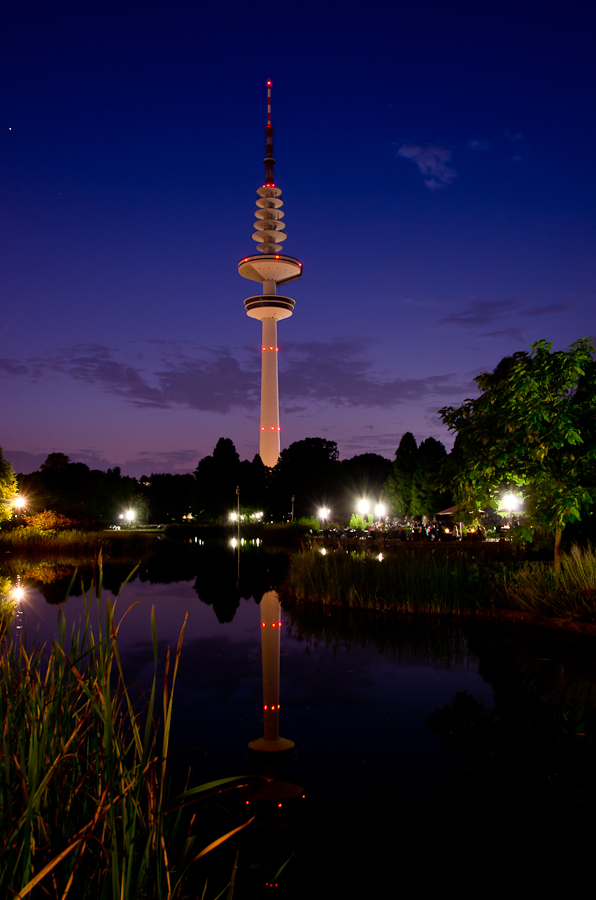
[230,537,237,548]
[229,511,238,522]
[125,509,135,523]
[12,586,24,601]
[14,497,25,509]
[357,499,370,515]
[503,493,521,511]
[320,547,327,555]
[374,503,386,519]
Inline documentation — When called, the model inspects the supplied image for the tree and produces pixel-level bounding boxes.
[339,453,392,518]
[411,437,450,517]
[438,338,596,570]
[270,438,340,519]
[383,433,418,517]
[40,452,71,470]
[195,438,241,521]
[383,433,450,518]
[0,447,18,523]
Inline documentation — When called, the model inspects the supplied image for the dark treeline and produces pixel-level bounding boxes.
[14,435,451,526]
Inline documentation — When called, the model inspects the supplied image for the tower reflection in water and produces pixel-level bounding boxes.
[243,589,304,806]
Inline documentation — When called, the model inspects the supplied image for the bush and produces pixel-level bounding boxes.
[23,509,78,532]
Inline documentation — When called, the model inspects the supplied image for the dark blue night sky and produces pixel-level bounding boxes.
[2,0,595,475]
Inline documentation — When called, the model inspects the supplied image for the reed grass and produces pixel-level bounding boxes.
[0,565,254,899]
[499,543,596,620]
[284,547,495,614]
[0,528,108,556]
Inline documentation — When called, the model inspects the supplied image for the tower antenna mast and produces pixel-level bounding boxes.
[265,80,274,185]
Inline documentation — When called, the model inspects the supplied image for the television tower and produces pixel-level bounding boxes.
[238,81,303,468]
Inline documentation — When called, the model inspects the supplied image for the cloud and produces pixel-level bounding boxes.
[438,299,517,331]
[439,299,567,334]
[278,339,469,408]
[505,130,524,142]
[524,302,569,317]
[6,343,261,413]
[1,338,472,415]
[0,358,28,375]
[468,139,490,151]
[477,328,526,343]
[397,144,457,189]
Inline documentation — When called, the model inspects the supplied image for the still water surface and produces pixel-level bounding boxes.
[6,541,596,892]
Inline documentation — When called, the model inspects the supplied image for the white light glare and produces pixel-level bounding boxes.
[357,499,370,515]
[503,493,521,511]
[374,503,386,518]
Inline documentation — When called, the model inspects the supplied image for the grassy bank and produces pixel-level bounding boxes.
[284,544,596,623]
[0,578,255,899]
[0,528,161,559]
[284,546,497,614]
[499,543,596,619]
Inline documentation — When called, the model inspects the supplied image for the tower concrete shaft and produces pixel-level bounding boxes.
[260,318,280,467]
[238,81,303,468]
[247,590,295,755]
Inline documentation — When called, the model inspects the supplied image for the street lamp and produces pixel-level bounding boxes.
[502,493,520,513]
[502,492,521,530]
[318,506,330,525]
[357,499,370,515]
[125,509,135,527]
[374,503,386,520]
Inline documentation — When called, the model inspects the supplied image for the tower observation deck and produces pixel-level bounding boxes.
[238,82,303,468]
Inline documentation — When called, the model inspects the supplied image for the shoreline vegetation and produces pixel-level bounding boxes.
[2,526,596,636]
[0,522,313,557]
[0,575,259,899]
[282,543,596,637]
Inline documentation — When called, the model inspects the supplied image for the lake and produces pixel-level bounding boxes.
[5,539,595,894]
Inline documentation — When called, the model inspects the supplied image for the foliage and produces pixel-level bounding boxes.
[141,472,196,523]
[270,438,340,520]
[498,543,596,619]
[383,433,450,518]
[0,446,18,523]
[439,338,596,568]
[285,546,496,613]
[339,454,392,518]
[40,452,71,470]
[348,513,372,529]
[0,576,255,898]
[23,509,78,532]
[295,516,320,530]
[18,460,142,525]
[195,438,240,521]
